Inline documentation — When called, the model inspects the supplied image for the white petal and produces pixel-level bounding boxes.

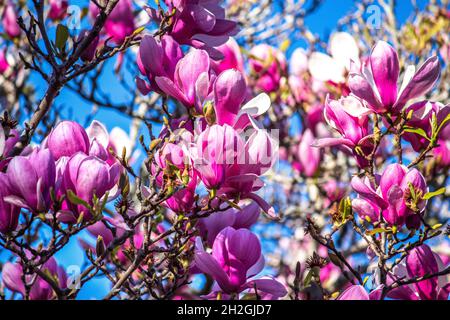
[238,93,271,118]
[329,32,360,70]
[86,120,109,148]
[308,52,345,83]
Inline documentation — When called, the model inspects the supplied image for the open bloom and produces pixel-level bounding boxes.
[314,95,372,168]
[147,0,238,59]
[384,244,450,300]
[2,1,21,38]
[194,227,287,298]
[351,164,427,228]
[0,172,20,234]
[349,41,440,114]
[2,257,67,300]
[155,49,213,112]
[191,123,276,216]
[137,35,183,95]
[151,140,197,214]
[89,0,135,44]
[6,148,56,212]
[249,44,287,92]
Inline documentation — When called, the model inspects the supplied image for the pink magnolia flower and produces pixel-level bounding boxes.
[60,152,121,222]
[249,44,287,92]
[403,101,449,152]
[136,35,183,95]
[151,140,197,214]
[190,123,276,217]
[5,148,56,213]
[349,41,440,114]
[386,244,450,300]
[211,37,244,74]
[0,172,20,234]
[48,0,68,21]
[46,121,90,160]
[2,1,20,38]
[147,0,238,59]
[2,257,67,300]
[198,201,260,245]
[351,164,427,228]
[314,95,373,168]
[292,129,321,177]
[155,49,213,112]
[89,0,135,44]
[194,227,287,298]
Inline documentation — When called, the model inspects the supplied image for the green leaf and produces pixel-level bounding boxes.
[436,113,450,137]
[366,228,387,236]
[403,126,431,142]
[132,26,146,36]
[67,190,91,210]
[303,269,314,287]
[431,223,443,230]
[423,187,446,200]
[55,24,69,50]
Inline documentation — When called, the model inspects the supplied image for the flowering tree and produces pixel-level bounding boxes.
[0,0,449,300]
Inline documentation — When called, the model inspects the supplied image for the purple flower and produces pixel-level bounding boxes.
[351,164,428,227]
[349,41,440,114]
[155,49,213,113]
[137,35,183,95]
[2,1,20,38]
[6,148,56,212]
[314,95,373,168]
[148,0,238,59]
[61,153,121,222]
[2,257,67,300]
[0,172,20,234]
[249,44,287,93]
[151,141,198,214]
[194,227,287,298]
[386,244,450,300]
[46,121,90,160]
